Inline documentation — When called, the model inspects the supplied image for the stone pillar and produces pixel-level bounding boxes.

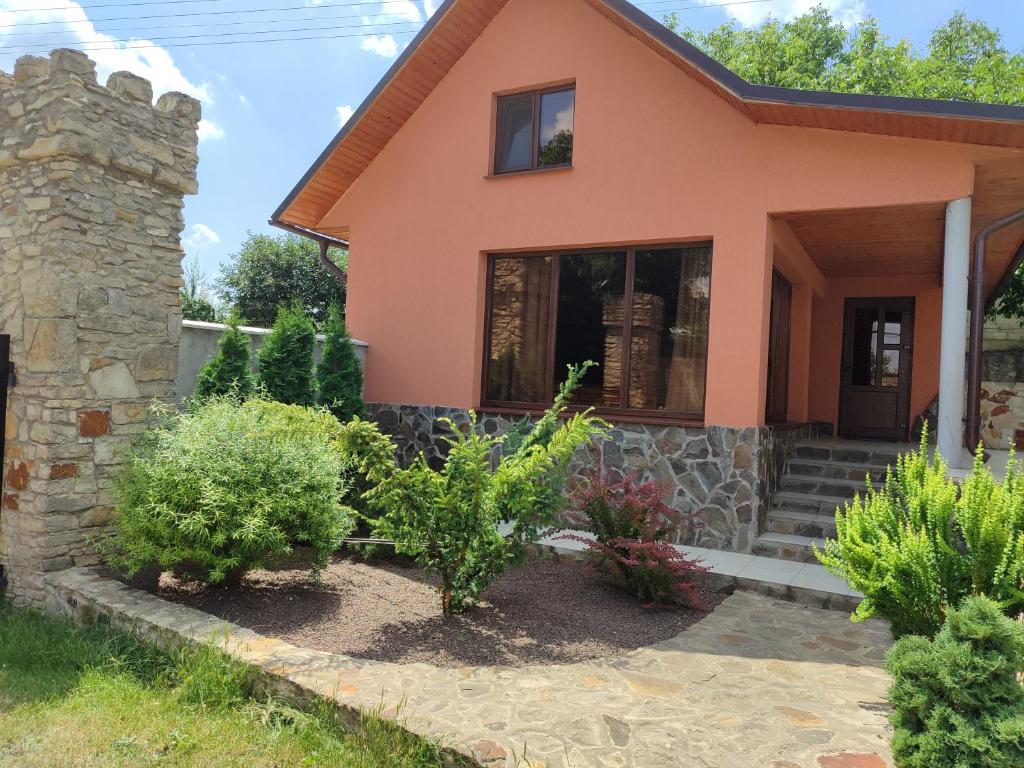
[939,196,972,469]
[0,50,199,606]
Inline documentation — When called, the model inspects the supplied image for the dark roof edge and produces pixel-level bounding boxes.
[270,0,460,224]
[273,0,1024,226]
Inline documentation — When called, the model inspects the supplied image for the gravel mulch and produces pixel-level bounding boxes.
[156,556,722,668]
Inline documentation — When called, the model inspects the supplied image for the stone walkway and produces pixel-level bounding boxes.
[47,569,893,768]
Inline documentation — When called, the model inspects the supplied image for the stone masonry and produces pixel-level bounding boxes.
[368,403,829,554]
[0,50,198,606]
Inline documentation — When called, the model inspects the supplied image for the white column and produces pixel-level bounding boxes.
[939,196,972,469]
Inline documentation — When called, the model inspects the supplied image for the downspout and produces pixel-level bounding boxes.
[967,209,1024,450]
[268,219,349,285]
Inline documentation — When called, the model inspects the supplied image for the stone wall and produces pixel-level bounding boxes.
[176,319,368,402]
[0,50,199,605]
[980,382,1024,450]
[367,403,830,554]
[983,316,1024,352]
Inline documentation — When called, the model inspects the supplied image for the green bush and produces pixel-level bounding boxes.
[257,302,316,406]
[886,595,1024,768]
[194,319,255,400]
[104,398,355,584]
[317,304,365,422]
[368,365,606,614]
[816,430,1024,637]
[333,416,397,519]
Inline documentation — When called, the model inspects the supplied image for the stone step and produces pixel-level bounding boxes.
[765,508,839,539]
[751,532,825,564]
[777,473,881,499]
[771,490,855,516]
[792,441,908,468]
[785,458,890,483]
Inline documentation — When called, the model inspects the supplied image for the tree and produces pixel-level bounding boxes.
[257,302,317,406]
[317,304,365,422]
[194,318,256,401]
[180,256,218,322]
[666,7,1024,318]
[217,232,348,328]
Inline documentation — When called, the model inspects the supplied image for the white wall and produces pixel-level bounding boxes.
[177,319,368,402]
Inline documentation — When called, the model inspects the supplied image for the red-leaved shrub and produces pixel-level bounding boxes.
[562,467,708,608]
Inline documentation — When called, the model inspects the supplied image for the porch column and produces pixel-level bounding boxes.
[938,196,972,469]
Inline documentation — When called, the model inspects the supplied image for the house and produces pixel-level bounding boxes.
[271,0,1024,559]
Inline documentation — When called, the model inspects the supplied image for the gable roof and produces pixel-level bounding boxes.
[271,0,1024,238]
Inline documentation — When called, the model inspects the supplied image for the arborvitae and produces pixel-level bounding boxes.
[317,304,365,422]
[194,319,255,400]
[257,302,316,406]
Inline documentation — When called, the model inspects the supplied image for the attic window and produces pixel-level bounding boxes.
[494,86,575,174]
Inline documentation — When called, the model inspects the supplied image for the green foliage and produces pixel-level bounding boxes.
[332,416,397,519]
[216,232,347,327]
[180,255,218,322]
[816,429,1024,638]
[885,595,1024,768]
[369,365,606,614]
[317,304,365,422]
[194,319,255,401]
[103,398,355,584]
[257,302,317,407]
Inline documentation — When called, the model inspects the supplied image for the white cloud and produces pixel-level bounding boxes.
[196,119,225,142]
[335,104,355,128]
[238,93,250,107]
[185,223,220,250]
[713,0,866,27]
[424,0,438,17]
[361,34,400,58]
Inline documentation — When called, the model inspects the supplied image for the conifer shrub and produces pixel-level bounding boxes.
[816,428,1024,638]
[563,468,708,607]
[257,302,316,406]
[104,398,355,584]
[885,595,1024,768]
[317,304,365,422]
[193,319,255,400]
[368,364,607,614]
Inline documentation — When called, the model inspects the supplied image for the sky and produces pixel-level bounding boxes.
[1,0,1021,288]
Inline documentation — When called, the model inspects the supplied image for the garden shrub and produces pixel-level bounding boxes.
[332,416,397,520]
[563,468,708,607]
[104,398,355,584]
[317,304,365,423]
[885,595,1024,768]
[193,318,255,400]
[368,364,606,614]
[257,302,317,406]
[816,428,1024,637]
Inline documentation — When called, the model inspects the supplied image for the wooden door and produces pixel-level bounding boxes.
[839,298,915,441]
[766,270,792,424]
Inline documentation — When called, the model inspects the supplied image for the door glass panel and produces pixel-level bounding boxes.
[883,310,902,345]
[485,256,552,403]
[554,251,627,406]
[850,308,878,387]
[881,349,900,388]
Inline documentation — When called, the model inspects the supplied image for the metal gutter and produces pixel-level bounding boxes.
[269,219,349,284]
[967,209,1024,450]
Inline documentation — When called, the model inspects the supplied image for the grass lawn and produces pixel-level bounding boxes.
[0,601,466,767]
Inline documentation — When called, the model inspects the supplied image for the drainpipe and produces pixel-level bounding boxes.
[268,219,349,285]
[967,208,1024,451]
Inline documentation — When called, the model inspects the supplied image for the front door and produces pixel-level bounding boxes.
[839,298,914,441]
[766,270,792,424]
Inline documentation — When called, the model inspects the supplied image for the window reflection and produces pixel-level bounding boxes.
[538,89,574,167]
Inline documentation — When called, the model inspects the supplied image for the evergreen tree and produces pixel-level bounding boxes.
[257,302,316,406]
[317,304,365,422]
[194,319,255,400]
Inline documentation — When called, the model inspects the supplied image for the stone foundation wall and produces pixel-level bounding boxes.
[980,382,1024,450]
[368,403,830,554]
[0,50,199,605]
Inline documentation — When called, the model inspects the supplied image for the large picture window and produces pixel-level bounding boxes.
[483,243,712,419]
[494,86,575,174]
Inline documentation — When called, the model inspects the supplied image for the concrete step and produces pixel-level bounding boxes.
[765,508,838,539]
[771,490,855,516]
[785,458,890,483]
[751,532,825,564]
[793,441,908,467]
[778,473,881,498]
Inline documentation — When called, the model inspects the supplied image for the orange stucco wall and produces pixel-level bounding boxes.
[807,275,942,433]
[320,0,983,427]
